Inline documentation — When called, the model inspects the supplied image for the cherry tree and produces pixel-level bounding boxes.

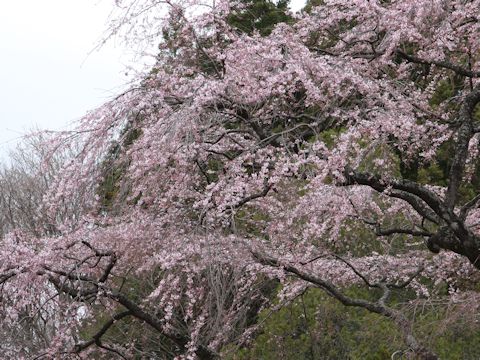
[1,0,480,358]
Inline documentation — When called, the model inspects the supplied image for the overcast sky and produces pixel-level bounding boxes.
[0,0,130,159]
[0,0,305,161]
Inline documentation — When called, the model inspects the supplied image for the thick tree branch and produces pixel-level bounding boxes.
[0,270,17,285]
[374,227,431,237]
[251,250,437,359]
[105,289,217,359]
[344,168,480,267]
[232,182,273,210]
[343,169,447,221]
[388,190,440,225]
[74,310,132,353]
[445,86,480,210]
[396,50,480,78]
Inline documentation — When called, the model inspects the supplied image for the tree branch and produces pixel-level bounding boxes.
[232,182,273,210]
[374,227,431,237]
[396,50,480,78]
[445,85,480,210]
[343,168,447,221]
[105,289,218,359]
[332,254,375,288]
[460,193,480,220]
[74,310,132,353]
[251,250,437,359]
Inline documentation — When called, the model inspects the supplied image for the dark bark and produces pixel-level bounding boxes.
[252,250,438,360]
[343,85,480,269]
[396,49,480,78]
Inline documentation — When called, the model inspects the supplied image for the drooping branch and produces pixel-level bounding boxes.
[105,289,218,359]
[343,168,448,222]
[344,168,480,267]
[374,227,431,237]
[73,310,132,353]
[332,254,376,288]
[252,250,391,314]
[348,202,432,238]
[333,254,424,291]
[390,266,424,289]
[388,190,440,225]
[42,263,218,359]
[232,182,273,211]
[251,250,437,359]
[0,270,17,285]
[396,50,480,78]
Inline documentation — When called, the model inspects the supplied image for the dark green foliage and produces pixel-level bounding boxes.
[227,0,293,36]
[161,0,294,76]
[303,0,324,14]
[226,288,480,360]
[226,288,400,360]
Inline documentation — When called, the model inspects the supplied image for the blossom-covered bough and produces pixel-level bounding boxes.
[1,0,480,358]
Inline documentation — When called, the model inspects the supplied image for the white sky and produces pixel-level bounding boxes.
[0,0,306,161]
[0,0,130,159]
